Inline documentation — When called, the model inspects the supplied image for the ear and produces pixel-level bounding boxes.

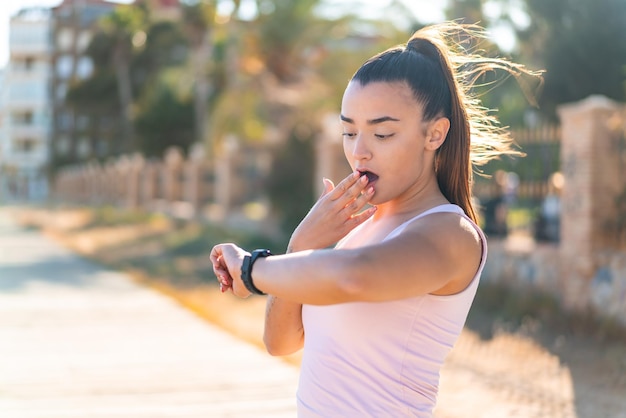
[425,117,450,151]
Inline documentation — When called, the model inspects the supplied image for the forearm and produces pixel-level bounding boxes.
[254,249,362,305]
[263,295,304,355]
[263,243,305,356]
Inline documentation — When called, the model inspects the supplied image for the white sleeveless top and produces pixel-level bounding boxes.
[297,204,487,417]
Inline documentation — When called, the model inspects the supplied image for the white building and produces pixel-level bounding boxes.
[0,8,51,201]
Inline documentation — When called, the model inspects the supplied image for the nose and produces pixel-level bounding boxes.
[349,134,372,161]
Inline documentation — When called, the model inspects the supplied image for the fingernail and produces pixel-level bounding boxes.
[367,186,374,194]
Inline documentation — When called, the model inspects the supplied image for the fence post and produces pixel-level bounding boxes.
[141,160,158,209]
[557,95,626,311]
[163,147,184,205]
[185,143,205,216]
[215,135,238,215]
[127,154,144,209]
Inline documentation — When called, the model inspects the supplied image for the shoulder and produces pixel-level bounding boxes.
[379,209,482,260]
[401,212,483,291]
[406,210,481,244]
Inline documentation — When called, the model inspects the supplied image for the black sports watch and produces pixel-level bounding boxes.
[240,249,272,295]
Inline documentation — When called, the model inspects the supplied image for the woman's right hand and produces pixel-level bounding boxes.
[263,172,375,356]
[288,171,376,252]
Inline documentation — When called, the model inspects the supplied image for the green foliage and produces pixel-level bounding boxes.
[265,125,316,234]
[181,0,217,43]
[445,0,485,23]
[255,0,329,82]
[66,70,119,112]
[134,74,195,158]
[100,3,148,46]
[515,0,626,118]
[134,21,189,75]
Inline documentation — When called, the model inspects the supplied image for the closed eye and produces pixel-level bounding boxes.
[375,133,394,139]
[342,132,356,138]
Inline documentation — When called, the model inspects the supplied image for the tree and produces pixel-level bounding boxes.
[512,0,626,118]
[181,1,218,149]
[68,7,192,159]
[445,0,485,24]
[99,4,149,151]
[135,70,195,157]
[265,124,316,233]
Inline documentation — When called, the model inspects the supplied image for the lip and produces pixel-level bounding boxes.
[357,169,379,184]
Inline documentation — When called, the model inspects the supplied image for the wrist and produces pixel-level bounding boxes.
[240,249,272,295]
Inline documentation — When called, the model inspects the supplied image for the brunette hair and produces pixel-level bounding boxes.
[351,22,542,222]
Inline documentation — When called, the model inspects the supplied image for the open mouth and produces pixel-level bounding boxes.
[358,170,379,183]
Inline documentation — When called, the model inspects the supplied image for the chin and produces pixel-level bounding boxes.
[368,196,385,206]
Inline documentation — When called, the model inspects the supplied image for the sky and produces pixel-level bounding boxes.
[0,0,133,68]
[0,0,449,68]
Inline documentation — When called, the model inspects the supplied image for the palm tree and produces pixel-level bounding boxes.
[182,1,217,149]
[100,4,148,152]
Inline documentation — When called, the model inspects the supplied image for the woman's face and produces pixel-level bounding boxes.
[340,80,438,206]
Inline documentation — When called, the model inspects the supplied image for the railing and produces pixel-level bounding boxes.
[53,144,270,220]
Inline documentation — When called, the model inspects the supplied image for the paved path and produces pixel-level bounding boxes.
[3,207,626,418]
[0,209,299,418]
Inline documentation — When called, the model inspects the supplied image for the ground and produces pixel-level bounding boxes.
[10,205,626,417]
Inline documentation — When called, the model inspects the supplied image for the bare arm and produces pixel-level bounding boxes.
[212,213,482,305]
[262,244,304,356]
[263,172,376,356]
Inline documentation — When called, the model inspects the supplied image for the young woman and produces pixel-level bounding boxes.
[211,22,540,417]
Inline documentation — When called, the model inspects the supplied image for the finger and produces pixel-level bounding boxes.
[348,205,377,226]
[214,267,231,285]
[328,171,365,202]
[343,186,375,215]
[209,245,223,266]
[320,177,334,197]
[336,174,370,208]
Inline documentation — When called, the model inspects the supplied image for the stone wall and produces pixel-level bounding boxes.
[482,240,626,325]
[483,96,626,325]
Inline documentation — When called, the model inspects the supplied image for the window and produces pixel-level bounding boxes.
[76,114,90,130]
[77,138,91,157]
[56,28,73,51]
[55,55,73,79]
[77,31,91,52]
[96,140,108,156]
[56,82,67,101]
[14,138,37,153]
[57,111,73,130]
[12,57,39,71]
[76,56,93,79]
[12,111,34,125]
[55,136,70,155]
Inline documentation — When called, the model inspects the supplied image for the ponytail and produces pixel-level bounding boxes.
[351,22,543,223]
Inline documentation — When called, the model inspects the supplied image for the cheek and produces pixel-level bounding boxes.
[343,140,354,166]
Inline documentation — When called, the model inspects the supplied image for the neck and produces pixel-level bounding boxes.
[372,179,449,221]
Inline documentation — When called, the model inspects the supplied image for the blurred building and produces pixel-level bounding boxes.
[49,0,118,168]
[0,8,52,201]
[134,0,181,21]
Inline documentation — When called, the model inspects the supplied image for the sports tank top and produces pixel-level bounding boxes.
[297,204,487,417]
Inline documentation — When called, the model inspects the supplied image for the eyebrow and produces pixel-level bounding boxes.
[340,115,400,125]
